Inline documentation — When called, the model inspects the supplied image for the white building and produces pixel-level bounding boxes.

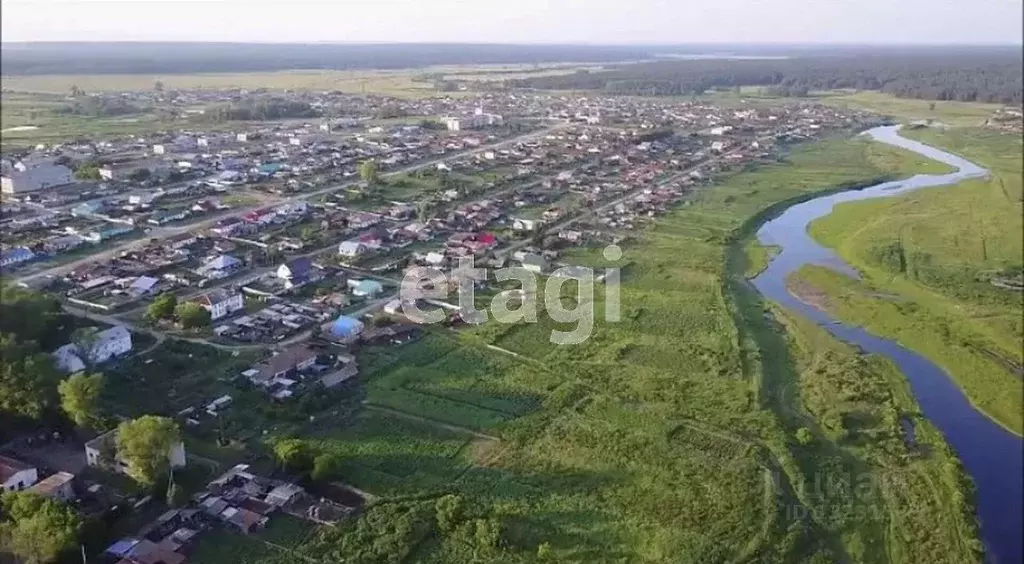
[193,289,244,321]
[1,163,74,194]
[85,430,187,475]
[0,455,38,492]
[54,326,134,372]
[52,344,87,373]
[85,325,133,363]
[337,240,367,258]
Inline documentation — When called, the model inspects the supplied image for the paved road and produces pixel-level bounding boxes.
[15,124,567,286]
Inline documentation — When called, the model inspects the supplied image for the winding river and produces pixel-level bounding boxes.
[751,125,1023,564]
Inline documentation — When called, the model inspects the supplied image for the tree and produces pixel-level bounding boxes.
[166,480,188,508]
[68,84,82,97]
[0,339,61,421]
[795,427,814,446]
[310,452,344,482]
[415,199,434,222]
[472,518,502,560]
[358,159,380,185]
[175,302,211,329]
[57,372,104,429]
[435,494,465,533]
[537,542,554,560]
[146,294,177,322]
[300,224,319,242]
[154,80,165,92]
[272,439,314,474]
[116,416,181,486]
[128,168,152,182]
[74,164,103,182]
[0,491,82,564]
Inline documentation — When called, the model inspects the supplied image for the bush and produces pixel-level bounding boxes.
[795,427,814,446]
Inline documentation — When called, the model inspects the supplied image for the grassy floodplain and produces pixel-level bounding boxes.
[241,134,984,563]
[794,127,1023,435]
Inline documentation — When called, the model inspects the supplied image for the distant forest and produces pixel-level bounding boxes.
[0,42,651,74]
[2,43,1020,105]
[509,50,1024,104]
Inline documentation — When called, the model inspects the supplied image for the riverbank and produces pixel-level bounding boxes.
[747,124,1020,564]
[714,140,983,562]
[798,127,1023,436]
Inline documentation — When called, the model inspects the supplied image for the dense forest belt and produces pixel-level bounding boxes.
[510,52,1023,104]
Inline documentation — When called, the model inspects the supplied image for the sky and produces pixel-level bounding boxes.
[2,0,1022,45]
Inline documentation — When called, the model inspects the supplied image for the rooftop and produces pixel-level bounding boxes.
[0,454,33,482]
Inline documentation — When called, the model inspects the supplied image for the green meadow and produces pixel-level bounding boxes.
[251,134,983,563]
[801,127,1023,435]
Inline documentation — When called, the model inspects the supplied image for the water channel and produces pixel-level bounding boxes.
[751,125,1023,564]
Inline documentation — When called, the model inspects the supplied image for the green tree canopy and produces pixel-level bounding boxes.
[57,372,105,429]
[435,494,465,534]
[116,415,181,486]
[74,164,103,182]
[795,427,814,446]
[272,438,314,474]
[146,294,177,321]
[0,337,61,421]
[175,302,211,329]
[311,452,344,483]
[358,159,380,185]
[0,491,82,564]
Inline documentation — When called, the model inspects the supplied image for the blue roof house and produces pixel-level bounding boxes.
[327,315,365,343]
[1,247,36,267]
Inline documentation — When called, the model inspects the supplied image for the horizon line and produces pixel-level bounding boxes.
[2,40,1022,47]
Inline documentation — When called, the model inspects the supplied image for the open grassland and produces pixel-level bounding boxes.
[818,91,1006,128]
[246,134,982,563]
[0,91,170,147]
[801,128,1023,434]
[0,63,601,95]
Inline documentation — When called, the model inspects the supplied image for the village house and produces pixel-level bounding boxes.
[193,289,245,321]
[52,325,133,372]
[349,278,384,298]
[337,240,368,258]
[325,315,365,345]
[520,253,549,274]
[85,429,187,474]
[1,161,74,194]
[197,254,243,280]
[29,472,76,501]
[512,217,541,232]
[0,455,38,492]
[247,345,320,387]
[1,247,36,267]
[276,256,317,289]
[320,352,359,387]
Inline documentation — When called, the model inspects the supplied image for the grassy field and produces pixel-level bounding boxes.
[234,133,983,563]
[816,91,1006,128]
[799,127,1023,434]
[0,63,599,95]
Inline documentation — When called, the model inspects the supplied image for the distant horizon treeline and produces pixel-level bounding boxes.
[508,52,1024,104]
[0,42,653,75]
